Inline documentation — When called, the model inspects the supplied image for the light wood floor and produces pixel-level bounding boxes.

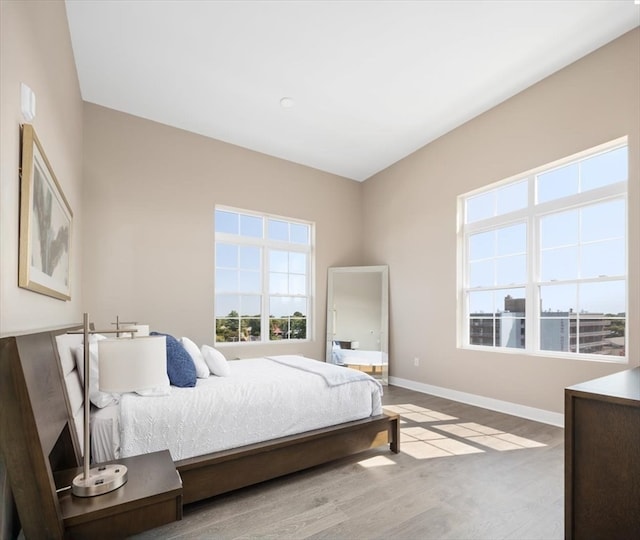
[132,385,564,540]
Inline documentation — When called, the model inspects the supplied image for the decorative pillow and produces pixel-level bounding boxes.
[73,338,120,408]
[180,337,210,378]
[150,332,197,387]
[201,345,231,377]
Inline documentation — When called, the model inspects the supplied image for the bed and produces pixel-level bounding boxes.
[331,342,388,375]
[0,325,399,539]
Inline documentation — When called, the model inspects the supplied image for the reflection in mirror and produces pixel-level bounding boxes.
[326,265,389,385]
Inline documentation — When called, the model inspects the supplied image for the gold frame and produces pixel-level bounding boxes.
[19,124,73,300]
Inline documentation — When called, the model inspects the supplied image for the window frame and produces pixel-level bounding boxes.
[215,205,315,346]
[458,137,628,363]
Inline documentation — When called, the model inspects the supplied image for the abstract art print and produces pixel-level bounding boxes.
[19,124,72,300]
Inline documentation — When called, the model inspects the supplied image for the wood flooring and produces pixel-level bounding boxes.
[132,385,564,540]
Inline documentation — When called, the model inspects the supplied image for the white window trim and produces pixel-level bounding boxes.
[215,205,315,346]
[458,137,628,363]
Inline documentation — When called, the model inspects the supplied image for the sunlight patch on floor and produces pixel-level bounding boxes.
[357,455,398,468]
[384,403,458,422]
[384,403,547,460]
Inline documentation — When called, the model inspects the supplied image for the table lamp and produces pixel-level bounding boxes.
[69,313,166,497]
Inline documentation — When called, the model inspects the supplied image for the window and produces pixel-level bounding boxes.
[459,139,628,361]
[215,207,313,344]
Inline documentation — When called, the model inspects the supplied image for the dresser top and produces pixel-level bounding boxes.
[567,367,640,403]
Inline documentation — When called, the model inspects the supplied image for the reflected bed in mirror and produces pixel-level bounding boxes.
[326,265,389,384]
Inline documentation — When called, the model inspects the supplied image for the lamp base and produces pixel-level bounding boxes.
[71,464,128,497]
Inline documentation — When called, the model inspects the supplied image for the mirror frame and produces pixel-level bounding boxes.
[326,265,389,384]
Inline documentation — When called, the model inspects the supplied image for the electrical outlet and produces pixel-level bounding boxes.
[413,357,419,367]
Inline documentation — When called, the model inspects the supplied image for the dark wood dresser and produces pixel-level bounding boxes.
[565,367,640,539]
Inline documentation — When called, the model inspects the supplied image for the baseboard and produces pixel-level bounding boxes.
[388,376,564,428]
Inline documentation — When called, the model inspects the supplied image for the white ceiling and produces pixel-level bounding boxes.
[65,1,639,181]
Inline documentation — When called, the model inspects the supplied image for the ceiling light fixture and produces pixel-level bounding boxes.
[279,97,295,108]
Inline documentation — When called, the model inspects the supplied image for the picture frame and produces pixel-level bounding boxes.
[18,124,73,301]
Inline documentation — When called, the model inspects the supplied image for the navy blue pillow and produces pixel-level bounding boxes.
[150,332,196,387]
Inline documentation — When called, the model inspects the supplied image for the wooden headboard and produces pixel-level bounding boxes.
[0,326,82,539]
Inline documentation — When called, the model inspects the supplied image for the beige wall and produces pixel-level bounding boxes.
[363,28,640,414]
[0,0,83,335]
[82,103,363,359]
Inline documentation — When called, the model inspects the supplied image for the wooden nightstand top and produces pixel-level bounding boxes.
[56,449,182,535]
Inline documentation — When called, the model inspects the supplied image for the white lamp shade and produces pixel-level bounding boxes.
[98,335,167,393]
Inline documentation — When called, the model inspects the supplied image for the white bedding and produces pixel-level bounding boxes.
[333,348,388,366]
[93,355,383,462]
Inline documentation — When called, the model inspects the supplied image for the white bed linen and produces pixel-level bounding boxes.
[334,349,388,366]
[104,356,382,462]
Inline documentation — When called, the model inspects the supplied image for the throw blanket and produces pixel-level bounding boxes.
[266,355,383,394]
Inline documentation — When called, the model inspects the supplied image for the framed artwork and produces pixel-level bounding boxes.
[19,124,73,300]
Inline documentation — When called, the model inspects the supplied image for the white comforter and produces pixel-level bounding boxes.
[116,355,383,461]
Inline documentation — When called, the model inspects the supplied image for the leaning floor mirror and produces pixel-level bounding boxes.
[326,265,389,385]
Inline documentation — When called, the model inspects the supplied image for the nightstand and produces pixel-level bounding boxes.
[56,450,182,539]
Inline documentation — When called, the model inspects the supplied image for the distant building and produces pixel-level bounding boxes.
[470,295,623,355]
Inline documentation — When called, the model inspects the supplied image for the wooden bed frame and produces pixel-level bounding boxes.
[0,325,399,538]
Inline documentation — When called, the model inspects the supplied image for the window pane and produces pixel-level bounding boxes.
[537,163,579,203]
[577,315,609,355]
[497,317,525,349]
[270,296,306,317]
[215,210,239,234]
[469,290,494,314]
[240,295,260,316]
[215,269,237,293]
[216,317,240,343]
[496,181,527,215]
[496,255,526,285]
[466,192,493,223]
[540,316,573,352]
[269,273,288,294]
[469,318,495,346]
[581,146,627,191]
[240,318,261,341]
[239,246,261,271]
[289,316,307,340]
[290,223,310,244]
[502,290,526,314]
[540,210,578,249]
[269,250,288,273]
[469,260,494,288]
[216,243,238,268]
[540,284,577,314]
[580,200,625,243]
[268,219,288,241]
[289,274,306,295]
[469,231,493,261]
[239,214,263,238]
[215,294,239,317]
[239,270,260,293]
[496,223,525,256]
[581,239,625,278]
[580,281,625,315]
[582,320,625,357]
[289,252,306,274]
[541,246,579,281]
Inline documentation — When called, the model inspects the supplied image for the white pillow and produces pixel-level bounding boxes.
[73,339,120,408]
[55,333,84,375]
[180,337,210,378]
[201,345,231,377]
